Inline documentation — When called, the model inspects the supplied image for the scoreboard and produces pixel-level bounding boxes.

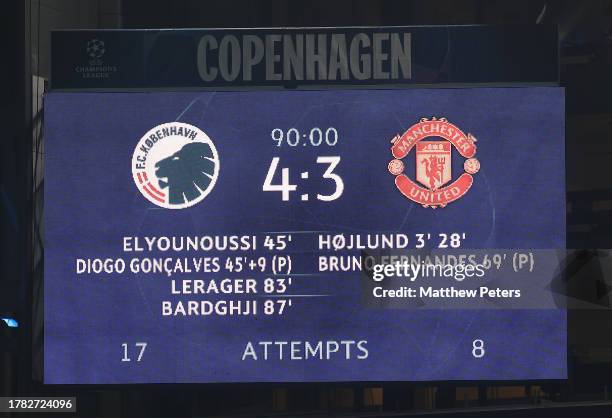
[43,87,565,383]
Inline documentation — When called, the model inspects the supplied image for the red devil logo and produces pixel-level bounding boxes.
[388,117,480,208]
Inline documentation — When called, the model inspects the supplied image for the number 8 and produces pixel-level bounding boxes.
[472,339,485,358]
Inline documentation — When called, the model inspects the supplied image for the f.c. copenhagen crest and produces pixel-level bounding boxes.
[388,117,480,208]
[132,122,220,209]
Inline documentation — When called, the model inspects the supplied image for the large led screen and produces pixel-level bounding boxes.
[44,88,565,383]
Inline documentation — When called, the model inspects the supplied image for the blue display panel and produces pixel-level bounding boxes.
[44,88,566,383]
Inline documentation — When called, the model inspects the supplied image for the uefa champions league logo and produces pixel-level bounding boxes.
[75,38,117,78]
[132,122,220,209]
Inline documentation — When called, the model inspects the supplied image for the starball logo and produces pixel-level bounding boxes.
[86,38,106,65]
[388,117,480,208]
[132,122,220,209]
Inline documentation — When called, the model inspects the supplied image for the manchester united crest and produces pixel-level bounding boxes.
[388,117,480,208]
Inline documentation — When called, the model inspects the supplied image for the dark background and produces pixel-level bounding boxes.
[3,0,612,417]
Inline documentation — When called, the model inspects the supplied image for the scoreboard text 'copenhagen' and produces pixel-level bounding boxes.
[196,32,412,82]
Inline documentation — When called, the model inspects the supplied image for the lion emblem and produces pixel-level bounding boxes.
[154,142,216,205]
